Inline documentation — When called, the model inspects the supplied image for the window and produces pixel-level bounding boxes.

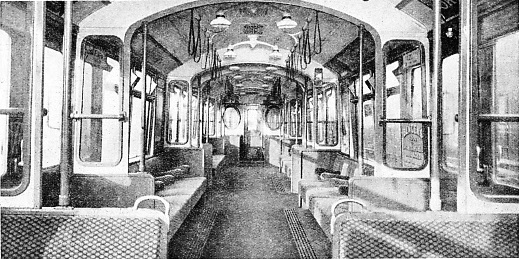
[382,40,428,170]
[191,93,199,143]
[78,36,123,164]
[306,96,314,142]
[223,106,240,130]
[203,98,216,137]
[477,32,519,193]
[129,72,157,158]
[340,81,352,155]
[166,81,189,144]
[265,106,282,130]
[315,84,338,146]
[1,2,34,195]
[288,100,302,138]
[0,29,16,187]
[442,54,460,172]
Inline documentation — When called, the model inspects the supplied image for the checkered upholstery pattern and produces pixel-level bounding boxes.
[1,210,167,259]
[334,212,519,258]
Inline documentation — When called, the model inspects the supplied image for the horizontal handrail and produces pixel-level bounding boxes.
[70,112,126,121]
[379,117,432,126]
[0,108,25,115]
[133,195,170,226]
[330,198,367,235]
[478,114,519,122]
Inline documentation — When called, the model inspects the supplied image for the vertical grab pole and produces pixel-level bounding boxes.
[32,1,45,208]
[296,92,300,141]
[430,0,443,211]
[139,23,148,173]
[312,79,317,149]
[303,80,308,149]
[59,1,73,207]
[188,81,192,147]
[357,25,364,176]
[336,82,342,149]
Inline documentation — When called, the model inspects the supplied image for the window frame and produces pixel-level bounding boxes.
[76,35,124,167]
[0,3,38,196]
[381,40,429,171]
[165,80,190,145]
[315,82,339,147]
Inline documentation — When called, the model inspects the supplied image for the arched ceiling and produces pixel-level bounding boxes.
[146,2,359,66]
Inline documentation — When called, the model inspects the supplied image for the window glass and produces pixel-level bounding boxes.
[79,36,122,164]
[382,40,428,169]
[316,84,338,146]
[223,106,240,130]
[340,82,352,154]
[265,106,282,130]
[0,29,13,180]
[357,76,375,160]
[203,98,216,137]
[442,54,460,171]
[191,94,199,143]
[129,72,157,158]
[477,32,519,191]
[307,97,313,142]
[167,81,189,144]
[289,100,301,138]
[1,2,33,194]
[42,47,63,168]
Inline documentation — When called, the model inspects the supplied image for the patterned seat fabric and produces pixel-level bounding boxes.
[1,209,168,259]
[334,212,519,259]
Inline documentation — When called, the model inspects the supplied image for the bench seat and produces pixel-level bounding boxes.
[299,178,348,208]
[304,177,430,240]
[155,177,207,238]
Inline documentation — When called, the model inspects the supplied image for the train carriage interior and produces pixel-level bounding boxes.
[1,0,518,258]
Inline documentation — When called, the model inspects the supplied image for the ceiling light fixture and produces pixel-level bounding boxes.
[223,35,284,61]
[224,44,237,59]
[269,45,282,60]
[276,12,297,30]
[210,11,231,29]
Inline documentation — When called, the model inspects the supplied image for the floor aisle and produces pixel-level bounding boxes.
[169,164,299,259]
[202,164,299,259]
[169,163,331,259]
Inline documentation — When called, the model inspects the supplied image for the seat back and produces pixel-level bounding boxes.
[1,208,169,259]
[349,177,430,211]
[333,211,519,258]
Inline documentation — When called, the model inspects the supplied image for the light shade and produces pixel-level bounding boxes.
[269,45,282,60]
[210,11,231,29]
[224,45,237,59]
[276,13,297,30]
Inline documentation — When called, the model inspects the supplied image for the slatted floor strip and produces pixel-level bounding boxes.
[177,209,219,259]
[284,208,319,259]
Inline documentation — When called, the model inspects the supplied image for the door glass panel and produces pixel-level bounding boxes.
[42,47,63,168]
[442,54,460,171]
